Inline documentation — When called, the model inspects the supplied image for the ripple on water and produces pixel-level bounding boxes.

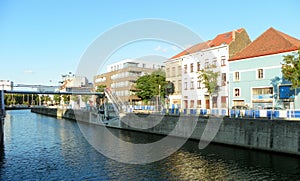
[1,110,300,180]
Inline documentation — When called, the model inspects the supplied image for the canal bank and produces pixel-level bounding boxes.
[31,107,300,156]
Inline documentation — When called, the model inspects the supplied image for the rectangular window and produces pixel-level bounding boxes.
[234,88,240,97]
[253,87,273,95]
[190,81,194,89]
[190,100,194,108]
[205,59,209,68]
[221,73,226,86]
[178,80,182,92]
[166,68,170,77]
[197,80,201,89]
[234,72,240,81]
[184,82,188,90]
[257,69,264,79]
[212,96,217,108]
[221,96,227,108]
[197,62,201,71]
[212,57,217,67]
[221,56,226,66]
[178,66,182,76]
[184,100,188,109]
[233,100,245,106]
[190,63,194,73]
[184,64,187,73]
[172,67,176,77]
[197,100,201,107]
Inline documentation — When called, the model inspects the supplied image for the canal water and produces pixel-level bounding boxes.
[1,110,300,180]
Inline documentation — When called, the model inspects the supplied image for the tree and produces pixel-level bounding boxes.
[96,85,107,92]
[165,81,175,96]
[281,48,300,88]
[198,65,220,109]
[53,95,60,104]
[135,70,167,102]
[95,85,106,107]
[81,95,91,105]
[80,95,91,110]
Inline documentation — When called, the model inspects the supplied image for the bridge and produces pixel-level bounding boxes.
[0,89,106,144]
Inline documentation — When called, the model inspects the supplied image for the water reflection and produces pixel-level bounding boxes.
[1,110,300,180]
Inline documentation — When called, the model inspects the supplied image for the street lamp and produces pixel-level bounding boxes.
[227,81,230,117]
[156,84,161,112]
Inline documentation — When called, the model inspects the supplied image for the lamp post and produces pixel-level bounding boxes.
[156,84,161,112]
[158,84,161,112]
[227,81,230,117]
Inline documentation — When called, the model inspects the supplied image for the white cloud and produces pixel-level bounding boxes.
[24,70,34,74]
[154,45,169,53]
[171,46,178,51]
[154,45,162,51]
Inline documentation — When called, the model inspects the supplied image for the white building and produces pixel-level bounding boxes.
[95,59,165,104]
[0,80,13,91]
[181,44,229,110]
[60,74,91,92]
[107,59,165,72]
[165,57,182,109]
[175,28,251,112]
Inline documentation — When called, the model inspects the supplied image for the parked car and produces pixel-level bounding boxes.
[231,105,249,110]
[263,106,284,110]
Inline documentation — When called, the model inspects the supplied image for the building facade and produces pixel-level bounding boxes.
[181,44,229,110]
[167,28,251,111]
[0,80,13,91]
[94,59,165,104]
[60,74,92,92]
[164,57,182,108]
[229,27,300,109]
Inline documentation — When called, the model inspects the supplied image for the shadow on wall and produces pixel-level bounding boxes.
[270,76,300,109]
[270,76,281,100]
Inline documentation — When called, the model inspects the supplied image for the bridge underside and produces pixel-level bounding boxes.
[4,90,104,96]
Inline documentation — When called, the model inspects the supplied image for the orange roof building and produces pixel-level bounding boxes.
[228,27,300,110]
[230,27,300,61]
[170,28,251,60]
[165,28,251,111]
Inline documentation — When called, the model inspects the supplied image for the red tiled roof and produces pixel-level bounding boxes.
[170,28,245,60]
[170,41,211,59]
[229,27,300,61]
[209,28,245,47]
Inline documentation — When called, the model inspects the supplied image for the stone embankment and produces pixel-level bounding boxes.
[31,107,300,156]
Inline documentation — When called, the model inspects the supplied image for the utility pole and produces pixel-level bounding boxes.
[158,84,161,112]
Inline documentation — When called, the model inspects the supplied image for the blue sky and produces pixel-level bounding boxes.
[1,0,299,86]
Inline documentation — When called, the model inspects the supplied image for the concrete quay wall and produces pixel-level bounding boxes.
[121,114,300,156]
[31,107,300,156]
[31,107,87,122]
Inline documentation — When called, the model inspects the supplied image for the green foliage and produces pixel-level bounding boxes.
[70,95,79,101]
[53,95,60,103]
[165,81,175,95]
[96,85,106,92]
[81,95,91,103]
[282,48,300,88]
[62,95,69,103]
[198,65,220,96]
[4,94,38,105]
[135,70,167,101]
